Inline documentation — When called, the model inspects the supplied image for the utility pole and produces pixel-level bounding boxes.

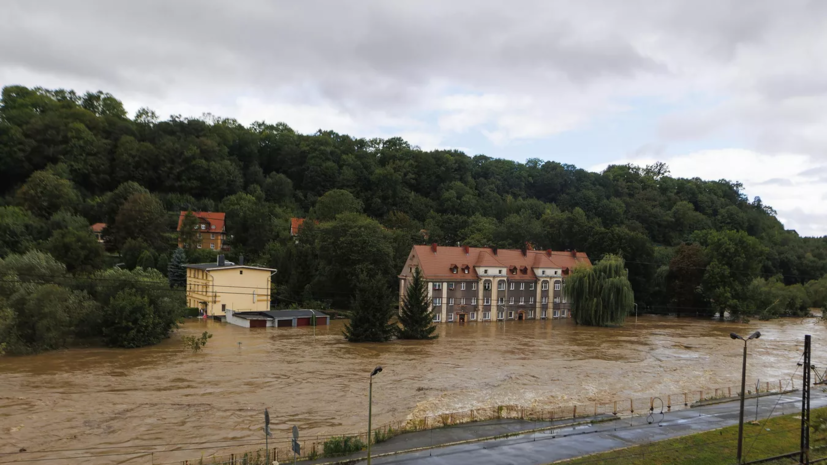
[801,334,811,465]
[731,331,761,464]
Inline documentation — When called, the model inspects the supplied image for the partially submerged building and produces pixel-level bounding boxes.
[225,309,330,328]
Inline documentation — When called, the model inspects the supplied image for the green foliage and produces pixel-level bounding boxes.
[112,192,168,250]
[16,170,81,218]
[397,268,437,340]
[178,210,200,249]
[343,274,397,342]
[182,331,212,352]
[322,435,365,457]
[136,250,156,270]
[747,277,810,319]
[311,189,363,221]
[155,254,169,276]
[91,268,183,348]
[45,228,106,274]
[168,248,187,288]
[0,206,43,257]
[120,238,151,270]
[565,254,634,326]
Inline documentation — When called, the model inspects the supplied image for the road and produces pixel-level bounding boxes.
[344,389,827,465]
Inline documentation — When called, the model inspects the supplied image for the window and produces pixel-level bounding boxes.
[448,283,455,290]
[554,310,560,318]
[520,283,525,290]
[562,310,567,317]
[484,282,491,291]
[452,267,458,274]
[472,282,477,290]
[211,225,216,229]
[433,313,441,322]
[509,282,515,290]
[197,244,202,249]
[508,311,514,319]
[449,298,454,306]
[519,297,525,305]
[529,297,534,304]
[554,282,561,291]
[461,282,466,290]
[529,310,534,318]
[448,313,454,322]
[471,297,477,305]
[542,297,548,304]
[554,297,560,303]
[529,283,535,291]
[497,311,504,320]
[210,243,215,250]
[497,297,504,305]
[498,282,505,291]
[461,298,465,305]
[554,270,559,275]
[483,311,491,320]
[210,233,215,239]
[464,268,469,274]
[542,270,546,275]
[499,269,503,274]
[511,268,517,275]
[433,283,442,290]
[542,281,549,290]
[197,233,202,239]
[201,224,206,230]
[509,296,514,304]
[433,298,442,306]
[484,297,491,305]
[470,312,477,320]
[252,290,257,303]
[484,269,488,274]
[541,310,547,318]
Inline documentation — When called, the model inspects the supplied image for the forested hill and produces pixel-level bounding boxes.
[2,85,826,318]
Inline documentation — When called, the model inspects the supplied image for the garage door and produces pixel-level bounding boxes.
[315,316,328,326]
[250,319,267,328]
[277,319,293,328]
[296,317,311,327]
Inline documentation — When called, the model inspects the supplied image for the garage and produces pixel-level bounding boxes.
[296,317,311,326]
[250,319,267,328]
[225,309,331,329]
[314,316,328,326]
[277,319,293,328]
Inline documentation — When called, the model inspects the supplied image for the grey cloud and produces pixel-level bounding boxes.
[754,178,793,187]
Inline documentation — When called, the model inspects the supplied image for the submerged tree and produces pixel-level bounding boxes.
[343,275,396,343]
[397,267,437,340]
[564,254,634,326]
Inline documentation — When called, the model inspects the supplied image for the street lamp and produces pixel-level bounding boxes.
[367,366,383,465]
[731,331,761,464]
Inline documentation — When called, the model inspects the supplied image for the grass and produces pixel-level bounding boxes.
[557,408,827,465]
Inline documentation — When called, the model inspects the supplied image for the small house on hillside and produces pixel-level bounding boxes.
[178,211,229,251]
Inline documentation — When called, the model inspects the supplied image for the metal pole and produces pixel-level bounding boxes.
[368,375,373,465]
[737,340,748,464]
[634,303,638,324]
[801,334,812,465]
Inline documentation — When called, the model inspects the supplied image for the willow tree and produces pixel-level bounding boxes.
[564,254,634,326]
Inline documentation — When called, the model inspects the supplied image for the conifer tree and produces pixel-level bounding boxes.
[168,248,187,288]
[397,267,437,339]
[343,275,396,342]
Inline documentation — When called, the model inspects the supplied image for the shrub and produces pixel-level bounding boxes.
[182,331,212,352]
[323,435,365,457]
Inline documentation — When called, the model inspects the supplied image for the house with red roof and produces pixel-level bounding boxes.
[398,244,591,323]
[177,211,228,251]
[90,223,106,243]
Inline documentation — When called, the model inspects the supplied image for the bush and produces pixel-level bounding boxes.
[182,331,212,352]
[323,435,365,457]
[183,307,201,318]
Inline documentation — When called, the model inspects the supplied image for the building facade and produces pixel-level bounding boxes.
[185,256,276,316]
[177,211,228,251]
[398,245,591,323]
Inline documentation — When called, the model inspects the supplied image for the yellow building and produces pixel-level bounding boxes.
[185,256,276,316]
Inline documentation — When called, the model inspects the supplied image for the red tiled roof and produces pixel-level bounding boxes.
[90,223,106,233]
[401,245,591,281]
[290,218,306,236]
[177,211,225,232]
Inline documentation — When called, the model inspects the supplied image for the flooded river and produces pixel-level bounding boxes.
[0,315,824,463]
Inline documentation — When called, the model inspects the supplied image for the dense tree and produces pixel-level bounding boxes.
[112,193,168,249]
[667,243,708,314]
[120,239,151,270]
[168,248,187,288]
[15,170,81,218]
[178,210,199,249]
[311,189,363,221]
[343,274,397,342]
[136,250,156,270]
[565,254,635,326]
[397,268,437,339]
[0,206,42,257]
[44,228,106,274]
[155,254,169,276]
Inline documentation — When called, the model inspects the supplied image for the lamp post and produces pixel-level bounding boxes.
[367,366,383,465]
[731,331,761,464]
[634,303,638,324]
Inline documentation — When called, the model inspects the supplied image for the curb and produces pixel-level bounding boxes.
[690,389,798,408]
[309,417,619,465]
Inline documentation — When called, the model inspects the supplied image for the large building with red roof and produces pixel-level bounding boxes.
[399,244,591,323]
[177,211,228,251]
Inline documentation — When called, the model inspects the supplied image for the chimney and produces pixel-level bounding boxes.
[238,254,244,266]
[218,254,225,266]
[521,248,527,257]
[571,249,577,257]
[463,245,470,254]
[431,243,438,253]
[491,246,498,255]
[546,249,552,257]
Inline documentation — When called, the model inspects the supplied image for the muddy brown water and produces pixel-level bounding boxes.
[0,316,824,463]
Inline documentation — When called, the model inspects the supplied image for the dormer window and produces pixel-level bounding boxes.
[211,225,216,229]
[464,268,469,274]
[201,224,206,230]
[542,270,546,275]
[484,269,488,274]
[499,269,503,274]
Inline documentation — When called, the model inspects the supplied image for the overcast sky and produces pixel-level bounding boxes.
[2,1,825,236]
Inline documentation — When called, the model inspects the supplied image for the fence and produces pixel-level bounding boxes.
[166,378,793,465]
